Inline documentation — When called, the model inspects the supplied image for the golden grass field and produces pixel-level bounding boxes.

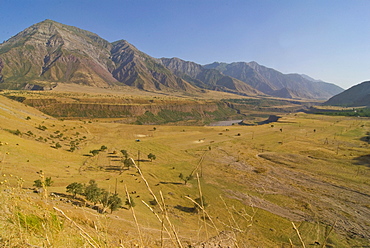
[0,92,369,247]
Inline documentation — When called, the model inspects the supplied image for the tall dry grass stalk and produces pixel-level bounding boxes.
[125,185,144,247]
[321,220,336,248]
[53,207,100,248]
[292,222,306,248]
[196,173,208,239]
[159,191,184,248]
[132,160,183,247]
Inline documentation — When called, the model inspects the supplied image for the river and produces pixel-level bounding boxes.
[208,120,243,126]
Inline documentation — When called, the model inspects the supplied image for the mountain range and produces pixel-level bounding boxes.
[0,19,343,99]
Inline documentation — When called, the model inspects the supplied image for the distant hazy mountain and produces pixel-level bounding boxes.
[0,20,194,92]
[160,57,262,96]
[0,19,343,99]
[324,81,370,107]
[204,62,343,99]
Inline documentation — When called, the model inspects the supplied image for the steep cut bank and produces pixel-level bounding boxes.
[13,96,239,125]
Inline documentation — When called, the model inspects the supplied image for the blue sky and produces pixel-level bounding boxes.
[1,0,369,89]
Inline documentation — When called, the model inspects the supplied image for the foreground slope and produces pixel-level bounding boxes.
[0,94,369,247]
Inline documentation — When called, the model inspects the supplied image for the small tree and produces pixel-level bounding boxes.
[34,173,53,199]
[84,180,102,205]
[122,157,135,170]
[100,190,110,209]
[108,193,123,213]
[45,177,53,187]
[193,196,208,213]
[147,153,156,162]
[179,173,193,185]
[90,149,100,156]
[100,145,108,151]
[125,196,135,209]
[66,182,84,198]
[33,179,42,188]
[120,150,129,158]
[34,177,53,188]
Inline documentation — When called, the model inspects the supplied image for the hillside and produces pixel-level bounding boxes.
[0,94,369,247]
[324,81,370,106]
[204,62,343,99]
[0,19,343,100]
[0,20,194,92]
[160,57,262,96]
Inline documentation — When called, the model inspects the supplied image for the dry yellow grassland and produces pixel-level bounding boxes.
[0,94,369,247]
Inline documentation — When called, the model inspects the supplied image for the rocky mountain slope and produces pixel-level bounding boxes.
[160,57,262,96]
[0,20,194,92]
[324,81,370,106]
[0,19,343,99]
[204,62,343,99]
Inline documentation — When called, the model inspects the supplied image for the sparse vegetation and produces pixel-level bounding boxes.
[0,92,368,247]
[179,173,193,185]
[147,153,156,162]
[89,149,100,156]
[66,182,84,198]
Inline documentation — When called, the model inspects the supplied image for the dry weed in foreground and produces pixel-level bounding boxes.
[0,175,105,248]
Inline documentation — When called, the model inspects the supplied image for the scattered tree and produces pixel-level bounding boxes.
[100,145,108,151]
[120,150,129,158]
[108,193,123,213]
[34,176,53,188]
[37,125,47,131]
[54,142,62,149]
[122,157,135,170]
[147,153,156,162]
[125,196,136,209]
[33,179,43,188]
[66,182,84,198]
[100,190,110,209]
[90,149,100,156]
[193,196,208,213]
[84,180,102,204]
[179,173,193,185]
[45,177,53,187]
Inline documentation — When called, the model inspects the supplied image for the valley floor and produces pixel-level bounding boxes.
[0,94,369,247]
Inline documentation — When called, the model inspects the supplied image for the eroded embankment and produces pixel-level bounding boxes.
[22,98,239,124]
